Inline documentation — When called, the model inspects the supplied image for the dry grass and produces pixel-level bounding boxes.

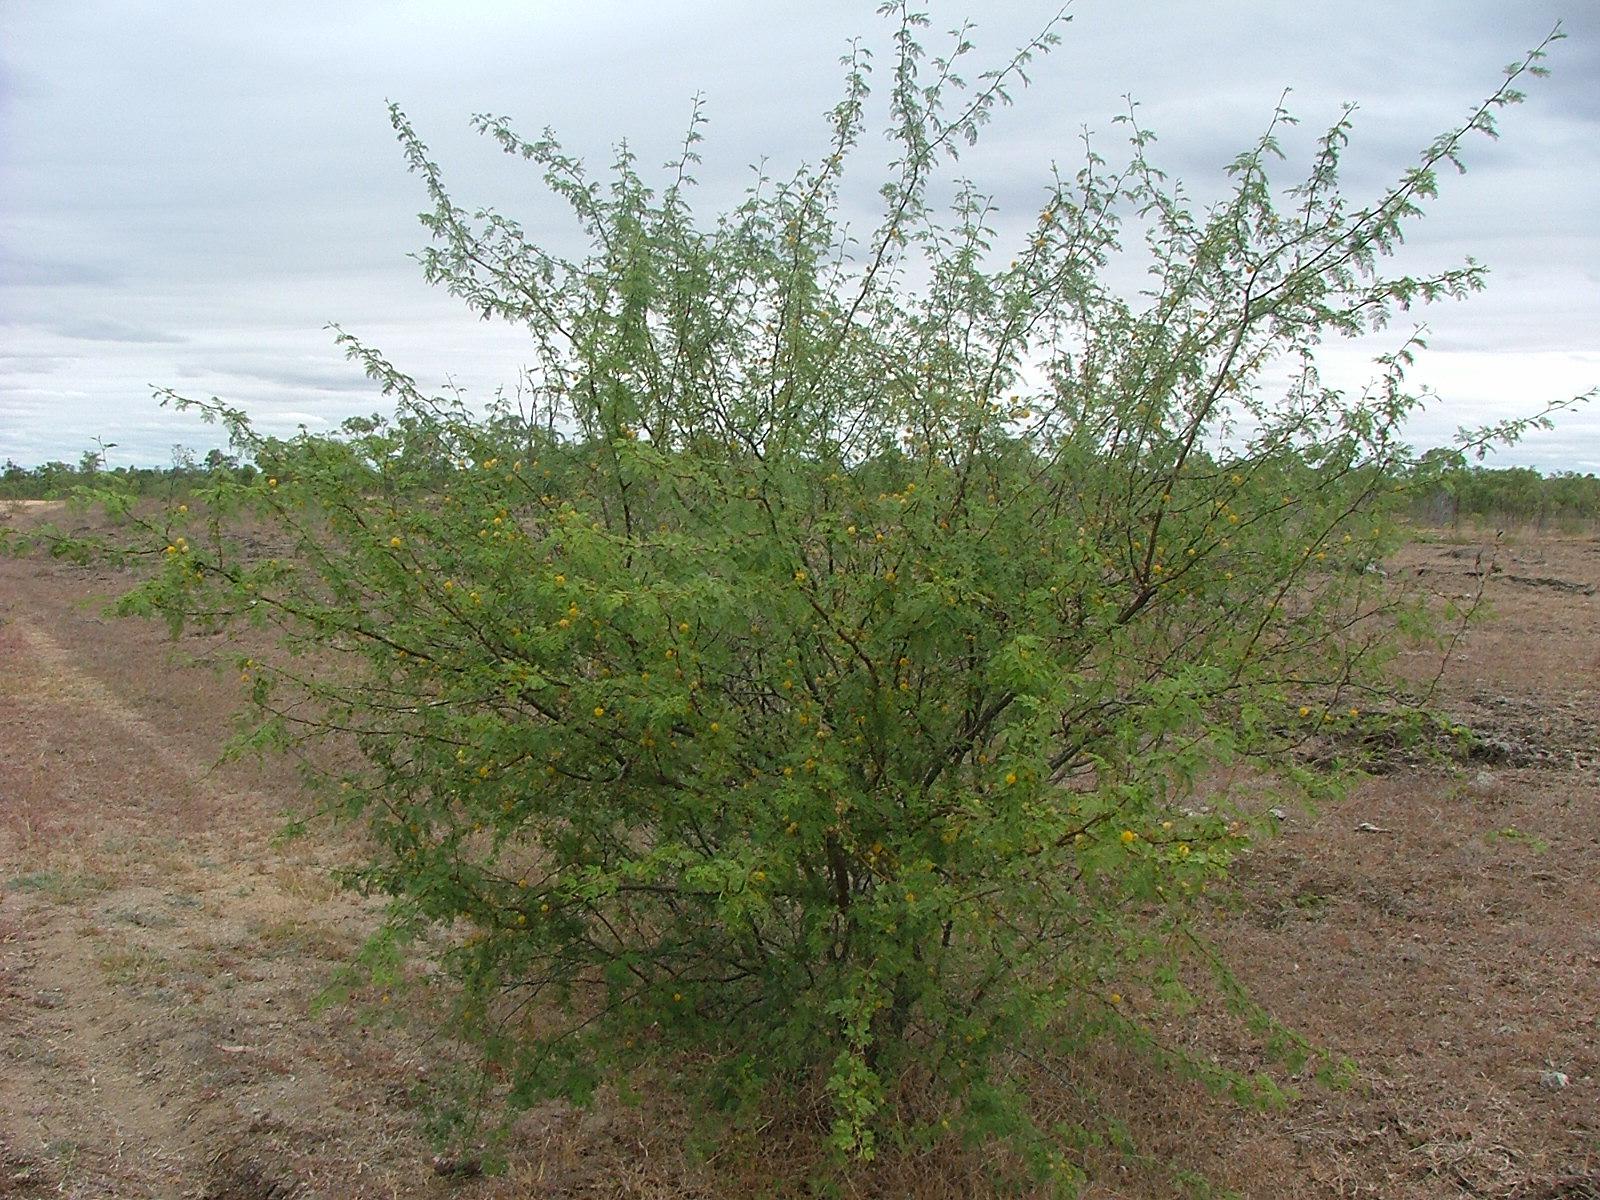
[0,523,1595,1198]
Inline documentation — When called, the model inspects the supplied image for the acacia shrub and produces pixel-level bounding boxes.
[95,10,1580,1185]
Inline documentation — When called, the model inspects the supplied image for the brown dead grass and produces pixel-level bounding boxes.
[0,523,1595,1198]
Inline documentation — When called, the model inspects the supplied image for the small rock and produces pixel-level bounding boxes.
[114,907,175,929]
[1354,821,1392,834]
[1269,807,1288,822]
[432,1155,483,1179]
[1539,1070,1570,1091]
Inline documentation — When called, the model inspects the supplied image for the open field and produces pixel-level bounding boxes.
[1,521,1596,1199]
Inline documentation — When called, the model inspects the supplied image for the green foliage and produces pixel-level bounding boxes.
[60,8,1581,1188]
[1408,461,1600,530]
[1482,826,1549,854]
[0,449,257,501]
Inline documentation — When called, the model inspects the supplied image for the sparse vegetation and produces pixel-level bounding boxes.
[7,868,114,903]
[2,476,1597,1197]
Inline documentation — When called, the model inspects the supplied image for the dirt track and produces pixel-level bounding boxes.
[1,529,1596,1198]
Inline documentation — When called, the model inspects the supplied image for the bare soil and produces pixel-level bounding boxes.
[1,522,1595,1198]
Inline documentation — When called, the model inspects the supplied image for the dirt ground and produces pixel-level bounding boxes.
[1,515,1596,1199]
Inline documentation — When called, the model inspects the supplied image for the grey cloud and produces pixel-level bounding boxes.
[0,351,74,374]
[257,411,330,428]
[47,317,189,344]
[208,361,377,395]
[0,253,115,287]
[0,0,1595,468]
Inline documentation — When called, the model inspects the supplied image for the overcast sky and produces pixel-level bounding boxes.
[3,1,1597,471]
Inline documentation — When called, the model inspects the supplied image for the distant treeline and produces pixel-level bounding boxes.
[1,449,258,500]
[1409,464,1600,530]
[4,448,1597,529]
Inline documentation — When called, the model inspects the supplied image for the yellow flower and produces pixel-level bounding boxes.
[709,721,720,734]
[1119,829,1137,845]
[1005,772,1018,785]
[593,706,606,718]
[1298,706,1312,718]
[389,536,402,548]
[267,477,278,488]
[1109,992,1123,1006]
